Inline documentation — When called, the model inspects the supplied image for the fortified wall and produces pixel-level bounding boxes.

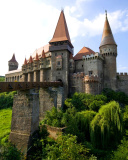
[117,73,128,94]
[70,72,100,95]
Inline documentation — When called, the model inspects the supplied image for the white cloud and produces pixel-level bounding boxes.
[0,0,128,76]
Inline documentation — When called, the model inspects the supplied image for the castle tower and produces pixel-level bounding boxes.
[8,54,18,71]
[49,10,74,98]
[99,11,117,90]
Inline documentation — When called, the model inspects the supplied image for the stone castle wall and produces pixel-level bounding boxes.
[117,73,128,94]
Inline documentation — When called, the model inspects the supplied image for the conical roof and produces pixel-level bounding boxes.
[24,58,27,65]
[29,56,33,63]
[35,53,39,61]
[49,10,71,44]
[100,12,117,47]
[41,49,46,58]
[9,54,18,64]
[74,47,95,60]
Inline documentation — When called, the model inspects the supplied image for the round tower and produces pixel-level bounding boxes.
[8,53,18,71]
[99,11,117,90]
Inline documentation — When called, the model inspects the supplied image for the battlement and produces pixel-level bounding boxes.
[84,75,99,82]
[117,73,128,76]
[82,52,104,60]
[71,72,84,78]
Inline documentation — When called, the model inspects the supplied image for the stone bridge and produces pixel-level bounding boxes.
[0,82,64,153]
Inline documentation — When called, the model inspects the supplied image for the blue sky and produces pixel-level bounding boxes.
[0,0,128,76]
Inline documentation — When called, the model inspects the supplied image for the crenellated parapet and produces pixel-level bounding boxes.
[84,75,100,82]
[82,52,104,61]
[71,72,84,79]
[117,72,128,76]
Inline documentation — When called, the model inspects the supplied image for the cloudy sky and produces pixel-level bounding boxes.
[0,0,128,76]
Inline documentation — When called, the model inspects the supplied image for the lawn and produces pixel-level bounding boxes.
[0,108,12,143]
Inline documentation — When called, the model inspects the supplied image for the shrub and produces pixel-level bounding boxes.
[1,143,23,160]
[111,138,128,160]
[41,107,64,127]
[45,134,94,160]
[0,91,16,109]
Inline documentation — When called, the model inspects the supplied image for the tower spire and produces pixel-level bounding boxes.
[49,10,72,45]
[100,11,117,47]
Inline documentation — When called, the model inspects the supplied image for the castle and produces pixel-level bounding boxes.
[5,10,128,97]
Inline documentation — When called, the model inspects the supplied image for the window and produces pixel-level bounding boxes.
[82,65,83,67]
[89,71,93,76]
[57,61,60,65]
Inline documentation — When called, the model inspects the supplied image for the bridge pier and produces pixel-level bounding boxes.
[9,89,39,153]
[8,84,64,154]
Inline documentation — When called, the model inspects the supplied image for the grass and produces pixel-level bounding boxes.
[0,108,12,143]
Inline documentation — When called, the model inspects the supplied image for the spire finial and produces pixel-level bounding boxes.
[105,10,107,18]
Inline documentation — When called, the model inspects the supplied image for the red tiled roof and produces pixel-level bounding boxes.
[35,53,39,61]
[74,47,95,60]
[32,44,49,59]
[41,49,46,58]
[24,58,27,65]
[29,56,33,63]
[100,13,116,47]
[49,10,72,44]
[9,54,18,63]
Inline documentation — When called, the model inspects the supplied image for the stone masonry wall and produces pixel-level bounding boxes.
[9,89,39,153]
[117,73,128,94]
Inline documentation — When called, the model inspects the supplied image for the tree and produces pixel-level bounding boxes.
[90,101,123,149]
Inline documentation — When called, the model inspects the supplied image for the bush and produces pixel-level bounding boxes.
[111,138,128,160]
[1,143,23,160]
[0,91,16,109]
[65,92,107,112]
[41,107,64,127]
[45,134,94,160]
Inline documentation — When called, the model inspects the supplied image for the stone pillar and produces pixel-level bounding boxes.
[39,88,56,121]
[39,87,64,121]
[34,71,39,82]
[28,73,31,82]
[9,89,39,154]
[57,87,64,109]
[40,69,44,82]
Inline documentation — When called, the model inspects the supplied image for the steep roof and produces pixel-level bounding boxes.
[49,10,71,44]
[32,44,49,59]
[24,58,27,65]
[100,12,117,47]
[74,47,95,60]
[9,54,18,64]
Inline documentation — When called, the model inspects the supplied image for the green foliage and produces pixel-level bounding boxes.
[102,88,128,104]
[111,138,128,160]
[45,134,94,160]
[88,100,105,112]
[0,108,12,144]
[65,92,107,112]
[123,105,128,130]
[76,111,97,141]
[0,77,5,82]
[90,101,123,149]
[41,107,64,127]
[0,91,16,109]
[0,143,23,160]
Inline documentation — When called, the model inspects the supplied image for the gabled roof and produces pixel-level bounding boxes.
[100,12,117,47]
[29,56,33,63]
[49,10,71,44]
[9,54,18,64]
[74,47,95,60]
